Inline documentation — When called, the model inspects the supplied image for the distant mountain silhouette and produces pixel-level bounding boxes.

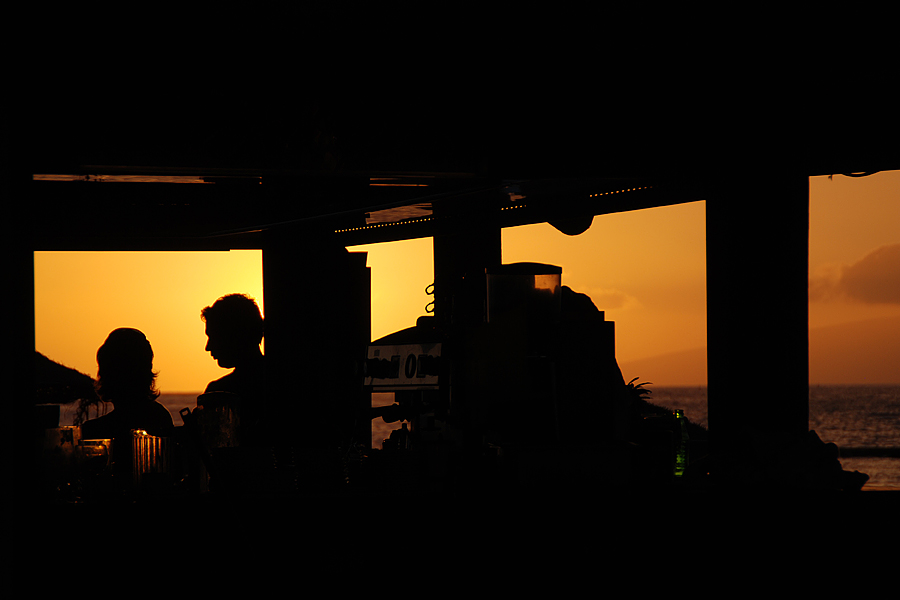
[808,315,900,384]
[34,351,99,405]
[618,315,900,386]
[619,347,707,387]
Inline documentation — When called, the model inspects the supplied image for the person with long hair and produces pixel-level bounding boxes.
[81,328,174,442]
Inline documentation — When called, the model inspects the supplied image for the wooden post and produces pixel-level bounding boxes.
[262,229,371,450]
[706,175,809,484]
[431,195,502,442]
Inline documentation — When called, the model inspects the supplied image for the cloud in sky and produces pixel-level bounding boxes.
[582,287,640,311]
[810,243,900,305]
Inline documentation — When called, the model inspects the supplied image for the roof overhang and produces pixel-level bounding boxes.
[22,100,899,251]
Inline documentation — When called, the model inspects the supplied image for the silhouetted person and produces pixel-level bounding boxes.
[81,328,175,472]
[201,293,266,446]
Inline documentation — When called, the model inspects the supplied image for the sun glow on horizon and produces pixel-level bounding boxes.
[35,250,264,393]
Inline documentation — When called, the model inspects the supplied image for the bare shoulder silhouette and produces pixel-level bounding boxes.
[200,294,266,445]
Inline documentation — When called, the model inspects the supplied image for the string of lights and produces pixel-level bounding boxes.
[334,216,436,234]
[588,185,653,197]
[333,185,653,235]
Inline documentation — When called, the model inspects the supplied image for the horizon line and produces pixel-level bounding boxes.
[157,381,900,396]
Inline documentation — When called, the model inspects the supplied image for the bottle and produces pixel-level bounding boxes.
[399,422,410,450]
[674,409,689,477]
[387,422,410,451]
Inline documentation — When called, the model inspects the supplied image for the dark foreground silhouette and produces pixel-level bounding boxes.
[27,291,870,502]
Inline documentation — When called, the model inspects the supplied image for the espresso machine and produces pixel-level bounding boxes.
[364,262,628,492]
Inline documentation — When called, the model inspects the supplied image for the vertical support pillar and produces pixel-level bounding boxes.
[14,170,37,504]
[432,215,501,328]
[431,196,502,443]
[706,175,809,485]
[263,229,371,449]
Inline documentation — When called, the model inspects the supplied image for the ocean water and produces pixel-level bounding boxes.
[647,384,900,490]
[71,385,900,491]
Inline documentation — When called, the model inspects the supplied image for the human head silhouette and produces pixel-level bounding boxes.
[95,328,159,405]
[201,293,264,369]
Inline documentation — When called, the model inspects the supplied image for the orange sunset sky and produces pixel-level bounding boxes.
[34,171,900,392]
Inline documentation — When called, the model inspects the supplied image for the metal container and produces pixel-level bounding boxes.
[195,391,241,448]
[77,438,116,498]
[486,262,562,357]
[132,429,170,490]
[77,438,113,472]
[486,262,562,326]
